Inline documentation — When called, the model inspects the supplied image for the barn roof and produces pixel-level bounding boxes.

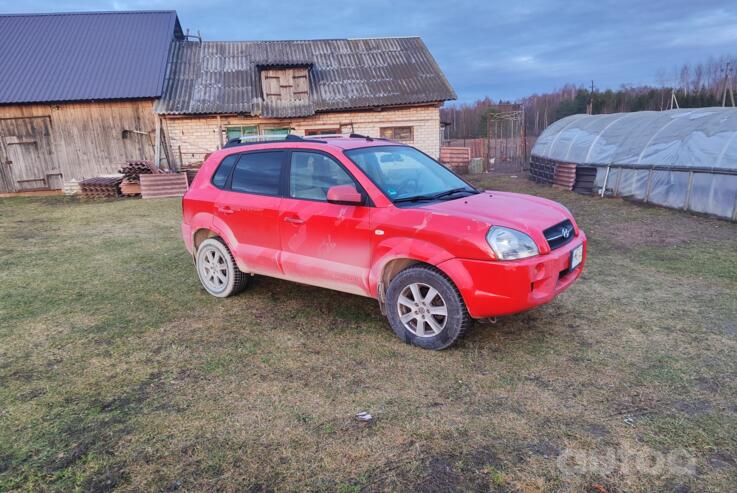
[155,38,456,117]
[0,11,183,104]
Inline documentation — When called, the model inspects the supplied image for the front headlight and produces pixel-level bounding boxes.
[486,226,539,260]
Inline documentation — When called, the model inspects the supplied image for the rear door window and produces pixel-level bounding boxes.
[230,151,285,196]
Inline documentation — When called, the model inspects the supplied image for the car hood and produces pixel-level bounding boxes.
[422,190,576,251]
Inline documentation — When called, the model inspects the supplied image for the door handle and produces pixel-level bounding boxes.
[284,216,305,224]
[217,206,235,215]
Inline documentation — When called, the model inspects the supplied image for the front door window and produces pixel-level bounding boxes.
[289,151,354,201]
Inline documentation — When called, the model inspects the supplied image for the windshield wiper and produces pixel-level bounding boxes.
[393,187,476,204]
[393,193,438,204]
[430,187,476,200]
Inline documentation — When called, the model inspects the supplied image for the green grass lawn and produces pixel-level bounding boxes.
[1,176,736,492]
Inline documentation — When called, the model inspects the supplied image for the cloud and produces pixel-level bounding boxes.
[2,0,736,101]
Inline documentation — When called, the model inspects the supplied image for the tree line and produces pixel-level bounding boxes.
[441,54,737,139]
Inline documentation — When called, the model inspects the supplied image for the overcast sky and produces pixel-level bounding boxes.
[3,0,737,103]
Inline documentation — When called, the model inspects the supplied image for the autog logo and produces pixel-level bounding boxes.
[561,226,571,239]
[556,445,695,477]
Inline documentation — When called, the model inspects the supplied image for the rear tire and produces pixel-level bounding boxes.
[195,238,248,297]
[386,265,472,350]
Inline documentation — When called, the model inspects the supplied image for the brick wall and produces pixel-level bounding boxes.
[162,105,441,167]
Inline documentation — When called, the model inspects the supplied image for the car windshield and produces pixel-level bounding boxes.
[344,146,478,203]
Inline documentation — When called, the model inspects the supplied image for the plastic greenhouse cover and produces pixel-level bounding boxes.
[531,107,737,169]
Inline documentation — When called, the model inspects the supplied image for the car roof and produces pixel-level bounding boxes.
[221,134,407,152]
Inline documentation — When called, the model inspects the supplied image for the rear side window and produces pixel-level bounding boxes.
[212,154,239,189]
[231,151,284,195]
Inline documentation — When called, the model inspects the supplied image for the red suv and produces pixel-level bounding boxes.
[182,134,586,349]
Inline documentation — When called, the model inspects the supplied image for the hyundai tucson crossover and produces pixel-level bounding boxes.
[181,134,586,349]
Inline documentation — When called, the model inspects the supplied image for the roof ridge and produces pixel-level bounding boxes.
[0,10,177,18]
[181,36,422,44]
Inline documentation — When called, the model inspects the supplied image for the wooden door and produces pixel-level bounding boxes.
[0,116,59,191]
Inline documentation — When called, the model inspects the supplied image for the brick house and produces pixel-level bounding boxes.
[154,38,456,166]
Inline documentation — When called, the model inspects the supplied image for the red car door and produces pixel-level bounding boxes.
[214,150,286,277]
[279,150,372,296]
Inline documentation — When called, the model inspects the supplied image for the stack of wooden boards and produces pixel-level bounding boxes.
[118,160,160,197]
[79,177,122,198]
[179,162,201,187]
[439,147,472,174]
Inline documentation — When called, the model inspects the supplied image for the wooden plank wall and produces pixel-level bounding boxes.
[443,138,487,161]
[439,146,471,174]
[0,100,156,182]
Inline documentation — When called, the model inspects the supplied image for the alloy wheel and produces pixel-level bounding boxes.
[396,282,448,337]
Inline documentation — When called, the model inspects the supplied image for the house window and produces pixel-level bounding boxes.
[261,67,309,102]
[226,125,258,141]
[304,128,340,136]
[380,126,414,142]
[225,125,290,143]
[262,127,290,136]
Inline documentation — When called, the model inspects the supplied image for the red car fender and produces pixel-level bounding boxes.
[368,236,456,297]
[184,211,213,255]
[190,214,248,273]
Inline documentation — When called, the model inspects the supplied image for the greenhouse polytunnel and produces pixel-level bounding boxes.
[530,107,737,220]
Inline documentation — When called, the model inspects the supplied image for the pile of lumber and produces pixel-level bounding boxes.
[120,180,141,196]
[180,162,202,186]
[79,177,122,199]
[118,160,160,197]
[439,147,472,174]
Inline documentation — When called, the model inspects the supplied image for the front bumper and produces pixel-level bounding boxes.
[438,232,587,319]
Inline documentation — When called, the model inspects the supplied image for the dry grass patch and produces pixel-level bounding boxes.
[1,176,736,492]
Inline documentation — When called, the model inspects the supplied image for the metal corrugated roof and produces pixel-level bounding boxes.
[155,38,456,117]
[0,11,182,104]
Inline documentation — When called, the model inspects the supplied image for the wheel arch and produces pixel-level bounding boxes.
[370,236,467,315]
[191,218,246,272]
[193,228,219,252]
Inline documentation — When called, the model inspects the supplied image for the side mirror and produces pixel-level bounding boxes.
[326,184,364,205]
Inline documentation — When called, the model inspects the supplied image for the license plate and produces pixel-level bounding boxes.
[570,244,583,271]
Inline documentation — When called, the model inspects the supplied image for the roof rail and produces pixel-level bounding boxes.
[221,132,396,149]
[222,134,326,148]
[303,133,389,141]
[303,133,348,139]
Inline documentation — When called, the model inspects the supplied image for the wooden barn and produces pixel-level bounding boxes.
[0,11,183,193]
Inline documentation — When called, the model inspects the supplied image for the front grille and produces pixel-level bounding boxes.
[543,219,574,250]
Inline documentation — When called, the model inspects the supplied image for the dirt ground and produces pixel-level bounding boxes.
[1,175,735,492]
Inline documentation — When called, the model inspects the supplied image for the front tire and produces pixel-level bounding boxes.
[386,265,472,350]
[195,238,248,297]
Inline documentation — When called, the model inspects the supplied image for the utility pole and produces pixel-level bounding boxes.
[721,62,736,107]
[587,80,594,115]
[669,88,680,110]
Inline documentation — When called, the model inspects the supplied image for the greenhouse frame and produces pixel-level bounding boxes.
[530,107,737,221]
